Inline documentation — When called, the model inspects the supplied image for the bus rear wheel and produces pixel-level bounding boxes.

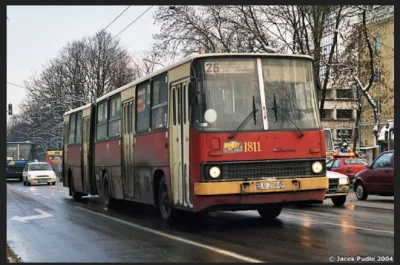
[70,174,82,201]
[158,176,178,222]
[102,174,114,207]
[257,204,282,220]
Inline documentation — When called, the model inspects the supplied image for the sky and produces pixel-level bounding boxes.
[7,5,160,120]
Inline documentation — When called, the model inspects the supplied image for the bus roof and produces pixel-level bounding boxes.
[64,103,92,116]
[64,52,314,116]
[7,141,34,144]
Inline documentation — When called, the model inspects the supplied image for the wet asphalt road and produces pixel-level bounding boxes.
[7,178,394,263]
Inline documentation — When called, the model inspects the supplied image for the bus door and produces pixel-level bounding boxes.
[62,122,69,186]
[82,117,90,193]
[170,80,192,208]
[122,100,135,199]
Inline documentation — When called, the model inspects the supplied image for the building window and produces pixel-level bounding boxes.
[96,101,108,140]
[336,89,354,99]
[337,129,353,139]
[108,95,121,137]
[151,74,168,129]
[336,109,353,120]
[374,37,381,54]
[373,67,381,84]
[136,82,151,133]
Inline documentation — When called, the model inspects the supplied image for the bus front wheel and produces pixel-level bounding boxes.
[158,176,178,222]
[257,204,282,220]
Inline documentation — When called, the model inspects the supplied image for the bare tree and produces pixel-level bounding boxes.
[7,30,138,152]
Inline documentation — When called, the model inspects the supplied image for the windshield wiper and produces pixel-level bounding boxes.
[229,96,259,139]
[271,94,278,122]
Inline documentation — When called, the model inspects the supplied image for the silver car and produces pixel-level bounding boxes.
[22,162,57,186]
[325,170,350,206]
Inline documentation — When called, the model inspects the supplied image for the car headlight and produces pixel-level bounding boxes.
[209,166,221,179]
[339,177,348,185]
[311,161,323,174]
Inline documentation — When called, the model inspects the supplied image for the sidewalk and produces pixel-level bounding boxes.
[346,191,394,210]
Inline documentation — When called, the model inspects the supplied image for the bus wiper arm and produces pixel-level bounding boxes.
[271,94,278,122]
[229,96,259,140]
[276,108,304,138]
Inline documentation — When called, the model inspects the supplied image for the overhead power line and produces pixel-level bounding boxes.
[7,82,28,90]
[113,6,153,40]
[103,6,131,32]
[87,6,131,45]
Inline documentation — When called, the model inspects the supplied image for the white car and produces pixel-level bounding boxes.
[325,170,350,206]
[22,162,57,186]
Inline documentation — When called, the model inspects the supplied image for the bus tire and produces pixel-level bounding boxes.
[70,174,82,201]
[102,173,114,207]
[158,176,178,222]
[257,204,282,220]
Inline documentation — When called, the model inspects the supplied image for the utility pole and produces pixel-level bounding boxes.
[8,103,12,115]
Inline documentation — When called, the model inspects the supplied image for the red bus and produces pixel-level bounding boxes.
[63,53,328,222]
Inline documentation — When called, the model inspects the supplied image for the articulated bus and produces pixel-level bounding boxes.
[63,53,328,222]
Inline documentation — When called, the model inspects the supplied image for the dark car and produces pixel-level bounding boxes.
[353,150,394,200]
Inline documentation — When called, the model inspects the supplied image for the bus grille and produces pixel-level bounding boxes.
[7,167,23,174]
[203,159,326,181]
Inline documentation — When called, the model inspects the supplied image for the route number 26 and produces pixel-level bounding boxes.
[205,62,220,74]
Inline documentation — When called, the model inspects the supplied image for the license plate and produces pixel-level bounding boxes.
[256,181,285,190]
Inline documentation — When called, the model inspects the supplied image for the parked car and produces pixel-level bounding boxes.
[22,162,57,186]
[55,164,63,182]
[326,152,368,183]
[353,150,394,200]
[325,170,350,206]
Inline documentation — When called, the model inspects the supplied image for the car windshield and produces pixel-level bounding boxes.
[29,164,52,171]
[344,158,368,165]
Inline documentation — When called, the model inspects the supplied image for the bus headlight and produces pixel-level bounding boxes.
[209,166,221,179]
[311,161,323,174]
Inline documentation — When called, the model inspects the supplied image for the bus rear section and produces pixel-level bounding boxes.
[63,103,97,199]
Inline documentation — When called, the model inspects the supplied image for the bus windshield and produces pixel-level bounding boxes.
[262,58,320,130]
[193,58,263,131]
[192,57,320,132]
[7,143,33,160]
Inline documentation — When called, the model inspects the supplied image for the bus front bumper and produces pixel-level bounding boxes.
[194,177,328,195]
[192,177,328,212]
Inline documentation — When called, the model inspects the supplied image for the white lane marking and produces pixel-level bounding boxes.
[43,196,50,199]
[33,193,40,196]
[17,189,22,191]
[76,206,264,263]
[10,209,53,223]
[280,214,394,234]
[57,201,64,203]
